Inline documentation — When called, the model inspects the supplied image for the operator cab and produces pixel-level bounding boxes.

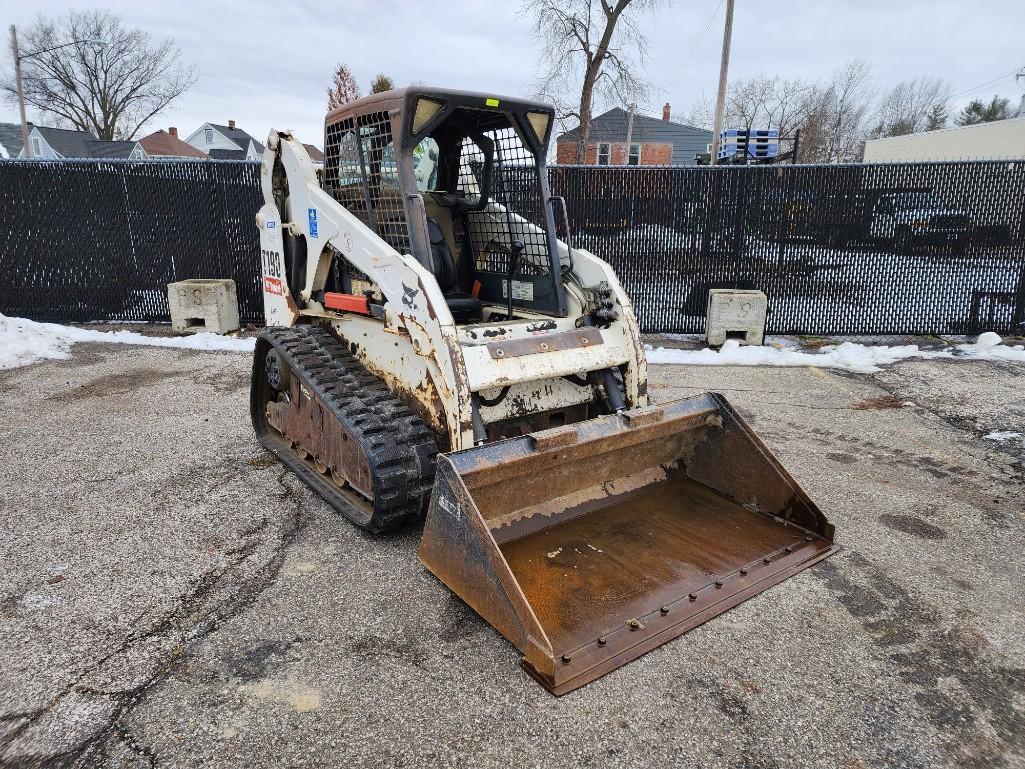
[321,87,564,324]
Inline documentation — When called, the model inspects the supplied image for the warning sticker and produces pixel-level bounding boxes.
[437,494,460,519]
[501,280,534,301]
[307,207,318,238]
[263,276,283,296]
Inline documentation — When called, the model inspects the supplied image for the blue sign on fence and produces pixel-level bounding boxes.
[308,208,318,238]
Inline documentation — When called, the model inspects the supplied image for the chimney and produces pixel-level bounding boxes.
[228,119,236,130]
[168,127,177,137]
[662,103,671,122]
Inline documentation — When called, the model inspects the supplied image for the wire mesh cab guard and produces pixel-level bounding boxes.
[321,87,565,317]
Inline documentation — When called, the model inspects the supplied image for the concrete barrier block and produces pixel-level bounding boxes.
[168,279,240,335]
[706,289,767,347]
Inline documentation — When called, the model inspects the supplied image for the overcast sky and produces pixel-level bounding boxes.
[2,0,1023,147]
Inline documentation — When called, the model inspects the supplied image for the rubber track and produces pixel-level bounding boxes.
[255,325,438,533]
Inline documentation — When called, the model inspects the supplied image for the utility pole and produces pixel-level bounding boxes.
[709,0,735,165]
[1015,68,1025,119]
[9,25,30,158]
[623,102,636,165]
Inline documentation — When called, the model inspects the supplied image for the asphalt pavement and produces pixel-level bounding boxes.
[1,338,1023,769]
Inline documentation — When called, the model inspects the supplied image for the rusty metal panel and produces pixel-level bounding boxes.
[419,458,551,654]
[486,326,603,359]
[499,475,833,693]
[418,392,838,695]
[265,376,373,498]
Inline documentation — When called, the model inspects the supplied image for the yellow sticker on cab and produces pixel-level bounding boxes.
[485,98,500,107]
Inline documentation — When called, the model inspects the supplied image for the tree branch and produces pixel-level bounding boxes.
[0,10,197,141]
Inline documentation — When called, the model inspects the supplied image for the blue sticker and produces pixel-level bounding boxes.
[266,220,276,229]
[307,208,318,238]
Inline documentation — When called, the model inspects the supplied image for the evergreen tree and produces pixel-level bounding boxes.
[924,103,947,131]
[956,95,1012,126]
[370,74,395,94]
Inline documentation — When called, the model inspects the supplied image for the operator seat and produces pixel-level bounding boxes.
[426,217,482,323]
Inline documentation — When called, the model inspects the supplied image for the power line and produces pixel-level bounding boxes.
[630,103,697,125]
[653,0,725,96]
[948,67,1023,100]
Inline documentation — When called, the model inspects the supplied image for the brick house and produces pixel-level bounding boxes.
[138,127,208,159]
[555,104,712,166]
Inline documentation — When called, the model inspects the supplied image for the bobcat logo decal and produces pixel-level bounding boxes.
[401,283,419,310]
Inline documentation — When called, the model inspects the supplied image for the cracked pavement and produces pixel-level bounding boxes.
[1,339,1023,768]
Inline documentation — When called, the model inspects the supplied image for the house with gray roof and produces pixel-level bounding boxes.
[184,120,265,160]
[183,120,323,167]
[0,123,29,159]
[556,104,712,166]
[17,125,145,160]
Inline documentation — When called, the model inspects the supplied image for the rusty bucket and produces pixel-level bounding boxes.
[419,393,837,695]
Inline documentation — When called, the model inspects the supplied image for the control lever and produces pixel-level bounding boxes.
[506,239,524,320]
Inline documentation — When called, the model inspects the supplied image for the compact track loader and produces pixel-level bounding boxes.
[251,87,837,694]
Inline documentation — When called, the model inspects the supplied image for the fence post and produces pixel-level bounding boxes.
[1013,263,1025,333]
[732,167,746,287]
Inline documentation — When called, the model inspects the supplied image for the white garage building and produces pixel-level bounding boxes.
[863,117,1025,162]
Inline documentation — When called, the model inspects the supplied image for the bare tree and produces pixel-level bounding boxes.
[799,59,874,163]
[868,76,953,138]
[680,93,715,130]
[680,75,816,160]
[327,63,360,110]
[684,62,963,162]
[1,11,196,140]
[524,0,659,162]
[722,74,816,137]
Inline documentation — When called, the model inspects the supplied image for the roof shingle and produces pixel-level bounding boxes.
[139,130,207,158]
[208,148,247,160]
[0,122,29,158]
[34,127,97,158]
[29,126,140,159]
[210,123,262,153]
[87,140,138,159]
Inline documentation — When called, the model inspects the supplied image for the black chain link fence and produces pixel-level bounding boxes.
[2,158,1023,335]
[550,160,1025,335]
[0,159,263,324]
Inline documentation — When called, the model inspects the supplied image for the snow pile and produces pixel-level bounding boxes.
[0,314,255,370]
[0,315,78,369]
[984,431,1023,443]
[615,224,687,244]
[646,333,1025,374]
[645,339,946,373]
[955,332,1025,363]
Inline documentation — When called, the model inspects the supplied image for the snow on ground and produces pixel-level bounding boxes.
[598,232,1023,337]
[984,431,1024,443]
[2,313,1023,377]
[0,314,255,370]
[646,331,1025,374]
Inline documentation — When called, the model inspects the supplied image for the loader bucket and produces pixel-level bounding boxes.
[419,392,837,694]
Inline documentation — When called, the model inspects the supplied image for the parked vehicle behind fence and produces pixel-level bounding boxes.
[869,190,972,254]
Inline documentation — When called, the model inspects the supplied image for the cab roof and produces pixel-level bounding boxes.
[325,86,555,129]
